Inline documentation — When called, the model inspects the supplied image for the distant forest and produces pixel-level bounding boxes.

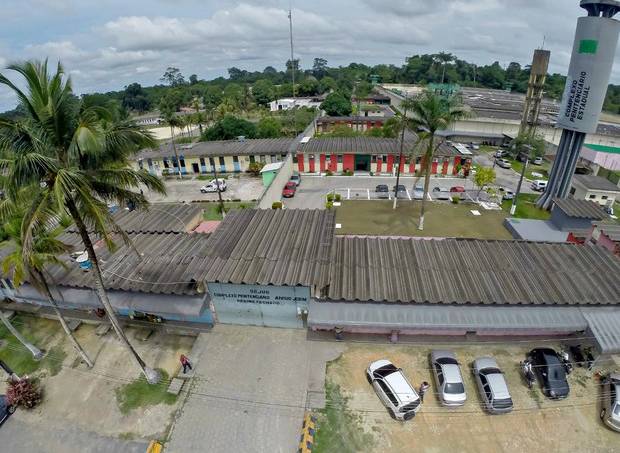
[3,53,620,118]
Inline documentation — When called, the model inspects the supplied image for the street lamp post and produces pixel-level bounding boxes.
[510,145,533,216]
[211,159,225,218]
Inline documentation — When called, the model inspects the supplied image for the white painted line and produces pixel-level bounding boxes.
[427,192,433,201]
[367,188,370,200]
[471,210,482,216]
[347,188,350,199]
[406,188,411,200]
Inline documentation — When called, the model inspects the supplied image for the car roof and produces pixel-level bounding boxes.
[442,364,463,383]
[486,373,510,400]
[384,371,419,404]
[474,357,499,370]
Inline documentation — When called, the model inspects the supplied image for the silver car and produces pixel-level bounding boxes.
[601,373,620,432]
[366,359,421,421]
[430,350,467,406]
[472,357,513,414]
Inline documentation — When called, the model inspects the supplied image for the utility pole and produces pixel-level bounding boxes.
[211,159,226,218]
[510,145,532,216]
[393,98,409,209]
[288,6,297,137]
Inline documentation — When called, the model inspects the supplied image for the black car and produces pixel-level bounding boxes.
[0,395,15,426]
[529,348,570,400]
[375,184,389,199]
[393,185,407,198]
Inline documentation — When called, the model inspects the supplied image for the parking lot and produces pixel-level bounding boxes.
[316,341,620,453]
[283,176,478,210]
[144,174,264,203]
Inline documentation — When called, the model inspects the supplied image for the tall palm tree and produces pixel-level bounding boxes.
[1,211,94,367]
[161,111,183,179]
[408,90,467,230]
[0,60,166,383]
[392,97,416,209]
[435,52,454,85]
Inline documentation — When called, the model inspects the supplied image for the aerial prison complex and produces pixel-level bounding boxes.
[1,205,620,357]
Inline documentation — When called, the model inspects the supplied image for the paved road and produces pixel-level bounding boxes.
[144,175,264,203]
[166,326,342,453]
[0,417,147,453]
[473,152,536,194]
[284,175,477,209]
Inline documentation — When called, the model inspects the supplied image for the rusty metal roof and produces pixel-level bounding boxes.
[203,209,335,287]
[325,236,620,305]
[294,136,459,157]
[552,198,608,220]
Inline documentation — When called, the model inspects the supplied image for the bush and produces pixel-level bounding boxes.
[247,162,265,176]
[342,169,354,176]
[325,201,334,209]
[7,378,42,409]
[451,196,460,204]
[272,201,283,209]
[326,193,342,202]
[325,170,334,176]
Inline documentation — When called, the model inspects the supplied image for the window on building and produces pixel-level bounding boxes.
[199,157,206,167]
[371,155,377,163]
[179,158,186,168]
[260,155,266,163]
[415,156,422,165]
[209,157,215,167]
[233,156,239,163]
[270,154,277,163]
[163,158,170,169]
[601,195,608,200]
[589,194,596,199]
[219,156,225,166]
[147,158,153,168]
[281,154,287,159]
[337,154,343,163]
[249,155,255,164]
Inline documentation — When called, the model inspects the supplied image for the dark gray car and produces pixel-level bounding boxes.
[472,357,513,414]
[601,373,620,432]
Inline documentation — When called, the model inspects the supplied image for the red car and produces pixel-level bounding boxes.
[449,186,465,193]
[282,181,297,198]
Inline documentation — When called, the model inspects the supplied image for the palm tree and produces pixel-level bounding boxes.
[408,90,467,230]
[435,52,454,85]
[0,60,166,383]
[161,111,183,179]
[1,211,94,367]
[392,97,416,209]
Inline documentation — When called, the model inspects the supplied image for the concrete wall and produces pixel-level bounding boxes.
[257,153,293,209]
[571,186,618,206]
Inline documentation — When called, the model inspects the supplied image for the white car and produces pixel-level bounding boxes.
[495,158,512,169]
[200,179,227,193]
[366,359,421,421]
[430,350,467,406]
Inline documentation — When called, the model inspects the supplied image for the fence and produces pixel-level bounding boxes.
[257,153,293,209]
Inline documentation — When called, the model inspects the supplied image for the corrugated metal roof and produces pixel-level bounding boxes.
[325,236,620,305]
[66,204,203,234]
[572,174,620,192]
[309,300,588,332]
[584,311,620,354]
[295,137,459,157]
[595,222,620,241]
[137,138,295,160]
[203,209,335,287]
[552,198,608,220]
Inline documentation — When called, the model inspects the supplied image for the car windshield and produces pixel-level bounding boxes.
[376,185,388,191]
[445,382,465,394]
[436,357,458,366]
[492,398,513,409]
[374,363,398,378]
[480,368,501,376]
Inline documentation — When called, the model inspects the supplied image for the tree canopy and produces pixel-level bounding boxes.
[320,92,352,116]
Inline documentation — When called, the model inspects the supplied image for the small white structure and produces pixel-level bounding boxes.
[570,174,619,209]
[269,98,321,112]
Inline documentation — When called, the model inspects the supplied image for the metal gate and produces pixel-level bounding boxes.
[208,283,310,328]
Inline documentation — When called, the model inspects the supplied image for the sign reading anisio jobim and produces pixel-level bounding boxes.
[557,16,620,134]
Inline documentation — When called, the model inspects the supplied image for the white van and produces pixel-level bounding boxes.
[531,180,547,192]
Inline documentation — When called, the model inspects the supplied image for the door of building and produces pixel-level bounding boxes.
[192,163,200,173]
[354,155,370,172]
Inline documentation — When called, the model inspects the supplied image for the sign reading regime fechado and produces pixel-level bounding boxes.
[208,282,310,306]
[557,16,620,134]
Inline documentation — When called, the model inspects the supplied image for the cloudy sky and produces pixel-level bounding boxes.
[0,0,618,110]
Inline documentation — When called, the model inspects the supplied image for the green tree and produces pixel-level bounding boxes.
[1,210,94,367]
[474,166,496,200]
[512,132,546,158]
[0,61,166,383]
[312,58,328,79]
[159,98,184,179]
[320,92,352,116]
[122,83,151,112]
[203,115,257,140]
[434,52,455,84]
[319,76,337,94]
[256,116,282,138]
[252,79,276,107]
[298,78,320,96]
[160,67,185,87]
[408,91,468,230]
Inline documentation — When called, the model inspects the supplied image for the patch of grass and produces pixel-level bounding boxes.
[115,369,177,415]
[501,193,550,220]
[335,200,513,239]
[529,387,543,408]
[41,344,67,377]
[509,159,550,181]
[202,202,255,220]
[313,382,374,453]
[118,432,137,441]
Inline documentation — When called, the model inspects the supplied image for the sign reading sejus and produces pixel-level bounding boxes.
[557,16,620,134]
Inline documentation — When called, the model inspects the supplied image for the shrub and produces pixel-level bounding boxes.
[325,201,334,209]
[342,169,354,176]
[272,201,283,209]
[325,170,334,176]
[451,196,460,204]
[7,378,42,409]
[326,193,342,202]
[335,193,342,201]
[247,162,265,176]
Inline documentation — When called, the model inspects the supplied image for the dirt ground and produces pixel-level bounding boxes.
[322,341,620,453]
[1,318,196,441]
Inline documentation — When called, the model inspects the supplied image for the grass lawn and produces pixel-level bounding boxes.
[115,369,177,415]
[501,193,550,220]
[335,200,513,239]
[202,201,255,220]
[0,314,66,375]
[509,159,550,181]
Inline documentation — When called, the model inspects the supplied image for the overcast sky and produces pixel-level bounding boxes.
[0,0,618,110]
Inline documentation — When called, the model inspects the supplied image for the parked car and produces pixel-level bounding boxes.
[494,150,507,158]
[290,172,301,186]
[0,395,15,427]
[376,184,390,199]
[366,359,421,421]
[472,357,513,414]
[528,348,570,400]
[531,180,548,192]
[393,184,407,199]
[502,190,515,201]
[430,350,467,406]
[532,157,544,165]
[200,179,227,193]
[282,181,297,198]
[412,185,425,200]
[601,373,620,432]
[496,158,512,169]
[449,186,465,193]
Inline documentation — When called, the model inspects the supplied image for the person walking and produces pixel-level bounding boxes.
[419,381,430,403]
[180,354,192,374]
